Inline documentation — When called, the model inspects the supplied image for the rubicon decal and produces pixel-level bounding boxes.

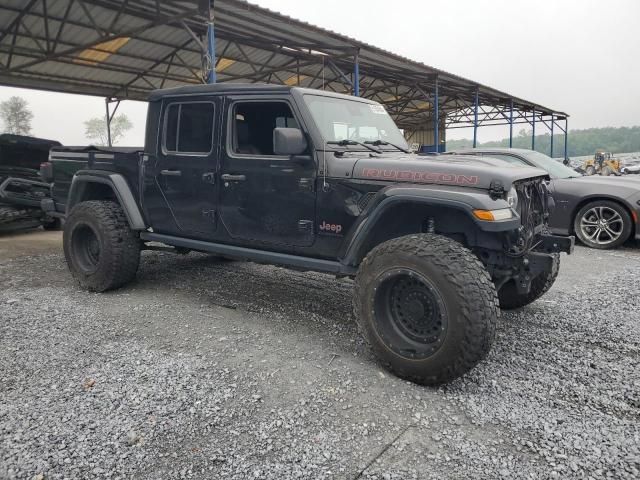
[362,168,479,185]
[319,221,343,234]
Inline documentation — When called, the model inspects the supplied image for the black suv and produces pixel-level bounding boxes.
[45,84,573,385]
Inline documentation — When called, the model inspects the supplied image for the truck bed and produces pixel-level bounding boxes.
[49,146,143,212]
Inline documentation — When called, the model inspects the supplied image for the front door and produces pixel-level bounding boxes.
[143,99,220,238]
[218,98,316,247]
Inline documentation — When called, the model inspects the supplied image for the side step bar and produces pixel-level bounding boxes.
[140,232,357,276]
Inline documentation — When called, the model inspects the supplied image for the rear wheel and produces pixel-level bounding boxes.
[498,254,560,310]
[354,234,497,385]
[585,165,596,176]
[64,200,140,292]
[601,166,612,176]
[574,200,631,249]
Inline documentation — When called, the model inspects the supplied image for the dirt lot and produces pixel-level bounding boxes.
[1,229,639,479]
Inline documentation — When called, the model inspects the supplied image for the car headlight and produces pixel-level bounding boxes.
[473,208,514,221]
[507,186,518,211]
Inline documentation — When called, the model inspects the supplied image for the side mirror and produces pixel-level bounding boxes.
[273,127,308,156]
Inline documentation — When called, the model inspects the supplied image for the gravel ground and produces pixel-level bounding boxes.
[1,230,639,479]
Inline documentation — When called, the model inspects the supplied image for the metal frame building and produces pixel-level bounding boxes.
[0,0,569,155]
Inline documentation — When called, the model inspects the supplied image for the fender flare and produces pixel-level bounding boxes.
[340,191,518,266]
[67,170,146,230]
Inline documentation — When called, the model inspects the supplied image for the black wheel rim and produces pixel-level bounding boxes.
[71,223,101,273]
[373,269,448,359]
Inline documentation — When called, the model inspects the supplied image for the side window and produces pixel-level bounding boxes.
[231,101,300,156]
[164,102,215,155]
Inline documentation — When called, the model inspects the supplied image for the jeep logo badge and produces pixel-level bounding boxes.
[319,221,342,234]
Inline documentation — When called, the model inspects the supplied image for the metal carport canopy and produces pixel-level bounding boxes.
[0,0,568,147]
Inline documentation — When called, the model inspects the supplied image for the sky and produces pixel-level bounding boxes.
[0,0,638,145]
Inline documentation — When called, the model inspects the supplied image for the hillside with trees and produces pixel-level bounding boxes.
[446,126,640,158]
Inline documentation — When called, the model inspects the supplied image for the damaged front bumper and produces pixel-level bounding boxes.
[535,233,575,255]
[510,233,574,294]
[488,233,574,294]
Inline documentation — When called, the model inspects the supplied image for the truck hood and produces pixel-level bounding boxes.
[351,154,548,190]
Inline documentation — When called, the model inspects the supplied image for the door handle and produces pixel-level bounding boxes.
[160,169,182,176]
[221,174,246,182]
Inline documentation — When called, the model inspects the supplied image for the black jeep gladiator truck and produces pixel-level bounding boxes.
[45,84,573,385]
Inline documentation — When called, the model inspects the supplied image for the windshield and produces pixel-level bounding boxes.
[523,150,582,178]
[303,94,408,150]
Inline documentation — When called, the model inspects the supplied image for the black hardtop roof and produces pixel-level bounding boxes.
[148,83,379,104]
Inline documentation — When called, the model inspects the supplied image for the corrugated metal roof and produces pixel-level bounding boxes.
[0,0,567,131]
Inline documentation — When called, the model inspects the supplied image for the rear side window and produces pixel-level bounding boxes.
[164,102,215,155]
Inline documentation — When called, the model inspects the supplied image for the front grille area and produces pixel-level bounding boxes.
[510,178,549,254]
[515,179,548,226]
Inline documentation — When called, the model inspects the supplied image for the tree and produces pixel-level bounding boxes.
[84,114,133,145]
[0,96,33,135]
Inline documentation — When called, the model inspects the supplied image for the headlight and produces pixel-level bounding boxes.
[473,208,514,221]
[507,186,518,211]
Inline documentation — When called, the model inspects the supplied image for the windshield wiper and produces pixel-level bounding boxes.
[327,139,382,154]
[365,139,411,153]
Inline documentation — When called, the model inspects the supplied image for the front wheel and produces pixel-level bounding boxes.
[574,200,631,249]
[354,234,498,385]
[63,200,141,292]
[498,254,560,310]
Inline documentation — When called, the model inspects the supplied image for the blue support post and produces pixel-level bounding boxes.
[550,116,554,158]
[531,108,536,150]
[433,77,439,152]
[509,98,513,148]
[353,49,360,96]
[206,3,216,84]
[564,118,569,160]
[473,87,479,148]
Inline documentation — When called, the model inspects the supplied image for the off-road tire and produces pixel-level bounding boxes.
[354,234,498,385]
[64,200,140,292]
[574,200,631,250]
[498,253,560,310]
[601,166,612,176]
[585,165,596,176]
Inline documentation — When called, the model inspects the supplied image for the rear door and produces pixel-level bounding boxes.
[144,98,220,237]
[217,97,316,247]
